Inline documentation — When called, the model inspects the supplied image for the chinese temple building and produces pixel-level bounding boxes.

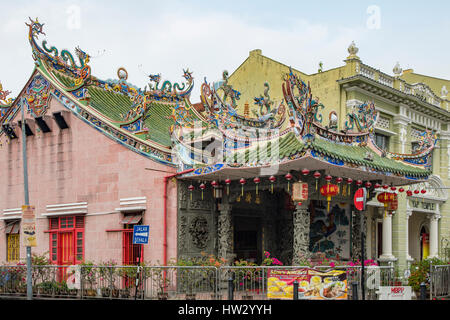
[0,19,448,276]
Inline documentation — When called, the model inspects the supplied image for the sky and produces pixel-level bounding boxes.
[0,0,449,103]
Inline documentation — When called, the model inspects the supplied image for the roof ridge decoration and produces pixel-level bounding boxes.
[27,17,91,89]
[0,82,14,118]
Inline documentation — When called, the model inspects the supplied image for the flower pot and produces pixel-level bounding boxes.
[101,288,111,297]
[157,292,168,300]
[120,289,130,299]
[185,293,196,300]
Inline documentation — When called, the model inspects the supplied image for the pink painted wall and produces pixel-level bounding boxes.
[0,91,178,265]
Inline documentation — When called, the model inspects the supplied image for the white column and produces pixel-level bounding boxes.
[379,208,397,262]
[427,212,441,259]
[406,209,413,262]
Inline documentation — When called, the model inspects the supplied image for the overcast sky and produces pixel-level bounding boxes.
[1,0,449,103]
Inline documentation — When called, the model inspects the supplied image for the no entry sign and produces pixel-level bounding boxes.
[354,188,367,211]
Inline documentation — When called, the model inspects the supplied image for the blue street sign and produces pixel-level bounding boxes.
[133,225,149,244]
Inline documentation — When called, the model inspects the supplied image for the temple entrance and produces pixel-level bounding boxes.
[230,190,294,265]
[233,216,262,264]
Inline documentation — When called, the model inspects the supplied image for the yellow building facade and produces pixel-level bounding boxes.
[228,42,450,273]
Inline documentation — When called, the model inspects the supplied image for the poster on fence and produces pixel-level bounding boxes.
[267,268,348,300]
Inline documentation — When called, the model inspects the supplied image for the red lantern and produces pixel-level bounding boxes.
[399,188,405,193]
[390,186,397,192]
[377,192,398,216]
[320,184,339,212]
[365,182,372,199]
[285,173,293,192]
[374,183,381,189]
[188,184,195,200]
[343,178,352,196]
[301,169,310,176]
[414,190,419,195]
[239,178,246,196]
[406,190,413,197]
[225,178,231,195]
[269,175,276,194]
[313,171,321,191]
[336,177,343,194]
[254,177,261,195]
[421,190,426,195]
[199,183,206,200]
[383,185,389,190]
[356,180,363,187]
[211,180,218,188]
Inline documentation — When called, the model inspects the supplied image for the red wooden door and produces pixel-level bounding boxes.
[58,231,75,281]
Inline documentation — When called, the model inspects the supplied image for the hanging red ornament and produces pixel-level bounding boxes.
[269,175,276,194]
[356,180,363,187]
[390,186,397,192]
[406,190,413,197]
[211,181,219,198]
[421,189,426,195]
[239,178,246,196]
[365,182,372,199]
[301,168,310,176]
[254,177,261,195]
[225,178,231,195]
[325,175,332,183]
[285,173,293,192]
[343,178,352,196]
[382,185,389,190]
[199,183,206,200]
[414,190,419,195]
[398,188,405,193]
[336,177,343,194]
[313,171,321,191]
[188,184,195,200]
[374,183,381,189]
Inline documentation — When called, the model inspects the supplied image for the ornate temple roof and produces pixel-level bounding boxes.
[0,18,437,185]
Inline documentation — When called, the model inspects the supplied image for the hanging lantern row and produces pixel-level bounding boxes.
[187,173,428,202]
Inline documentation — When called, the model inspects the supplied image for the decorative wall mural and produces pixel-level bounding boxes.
[309,200,350,259]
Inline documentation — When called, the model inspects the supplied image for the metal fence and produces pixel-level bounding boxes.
[0,264,399,300]
[430,265,450,300]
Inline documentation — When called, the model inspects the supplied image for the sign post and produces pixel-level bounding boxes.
[133,225,149,300]
[353,188,367,300]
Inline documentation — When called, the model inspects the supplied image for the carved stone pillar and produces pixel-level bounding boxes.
[217,202,234,263]
[292,202,310,265]
[351,210,368,261]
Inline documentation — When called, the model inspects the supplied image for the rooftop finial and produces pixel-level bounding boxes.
[441,85,448,99]
[347,41,359,59]
[393,62,403,77]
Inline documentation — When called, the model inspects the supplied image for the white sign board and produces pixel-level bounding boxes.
[377,286,412,300]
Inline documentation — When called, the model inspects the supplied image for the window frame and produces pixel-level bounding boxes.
[48,216,85,265]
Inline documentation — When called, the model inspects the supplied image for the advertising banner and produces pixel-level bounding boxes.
[267,268,348,300]
[21,205,37,247]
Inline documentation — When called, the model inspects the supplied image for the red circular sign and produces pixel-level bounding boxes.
[354,188,366,211]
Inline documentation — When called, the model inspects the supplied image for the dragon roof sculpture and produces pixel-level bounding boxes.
[0,18,438,182]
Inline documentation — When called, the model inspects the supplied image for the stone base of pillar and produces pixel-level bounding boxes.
[378,255,397,266]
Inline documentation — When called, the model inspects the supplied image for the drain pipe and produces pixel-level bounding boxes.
[163,168,194,266]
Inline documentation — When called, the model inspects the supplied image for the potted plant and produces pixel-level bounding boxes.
[149,267,170,300]
[80,261,98,297]
[408,257,444,299]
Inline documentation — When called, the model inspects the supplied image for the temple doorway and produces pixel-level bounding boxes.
[233,216,262,264]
